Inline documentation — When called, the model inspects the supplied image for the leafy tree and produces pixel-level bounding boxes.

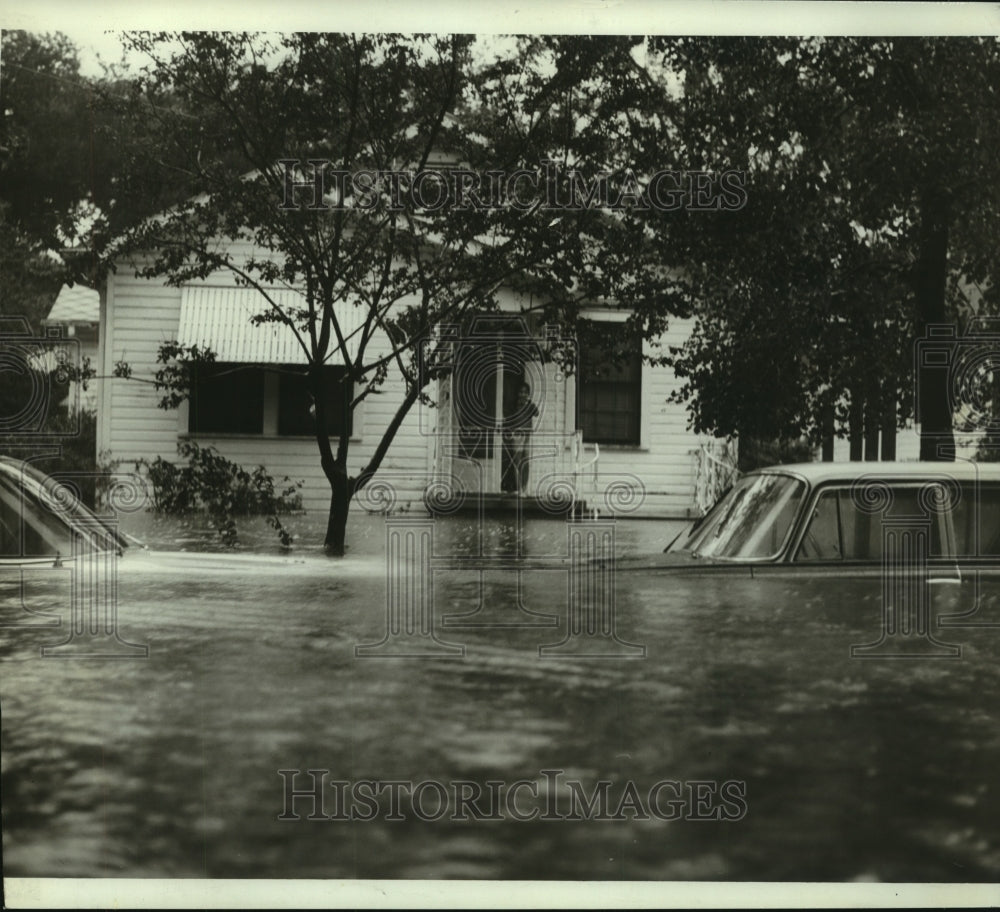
[0,30,182,310]
[1,32,91,330]
[1,32,97,255]
[642,37,1000,461]
[100,33,672,554]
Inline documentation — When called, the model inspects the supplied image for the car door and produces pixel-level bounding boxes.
[939,481,1000,627]
[785,480,963,656]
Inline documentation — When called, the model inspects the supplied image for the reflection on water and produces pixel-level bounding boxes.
[2,513,1000,880]
[114,509,675,561]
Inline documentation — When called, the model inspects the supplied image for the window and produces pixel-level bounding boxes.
[278,366,353,437]
[795,486,947,561]
[577,321,641,445]
[188,363,264,434]
[188,362,353,437]
[950,483,1000,557]
[0,474,70,558]
[684,473,805,560]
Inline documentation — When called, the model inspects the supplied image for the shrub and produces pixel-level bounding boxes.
[736,435,815,473]
[135,441,303,546]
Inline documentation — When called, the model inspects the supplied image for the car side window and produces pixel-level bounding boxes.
[0,472,72,559]
[796,491,842,560]
[952,483,1000,557]
[0,485,19,557]
[796,485,947,562]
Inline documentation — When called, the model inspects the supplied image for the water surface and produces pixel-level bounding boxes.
[3,511,999,880]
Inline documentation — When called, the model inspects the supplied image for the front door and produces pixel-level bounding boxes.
[452,343,531,494]
[448,316,539,496]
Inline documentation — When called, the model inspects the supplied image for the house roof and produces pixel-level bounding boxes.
[45,285,99,325]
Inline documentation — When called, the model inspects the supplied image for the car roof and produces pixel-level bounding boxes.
[752,460,1000,484]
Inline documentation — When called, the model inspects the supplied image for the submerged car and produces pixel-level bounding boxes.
[0,455,130,565]
[665,461,1000,568]
[650,461,1000,657]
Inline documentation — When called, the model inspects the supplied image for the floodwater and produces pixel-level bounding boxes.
[3,510,1000,881]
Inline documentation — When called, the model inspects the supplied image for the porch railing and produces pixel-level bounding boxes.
[692,439,738,516]
[570,430,600,518]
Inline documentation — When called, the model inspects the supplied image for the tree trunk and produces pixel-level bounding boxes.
[849,394,864,460]
[821,403,835,462]
[916,182,955,462]
[864,382,880,461]
[324,469,354,556]
[880,386,897,461]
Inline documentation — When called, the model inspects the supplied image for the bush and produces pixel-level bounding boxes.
[737,435,815,473]
[135,441,303,546]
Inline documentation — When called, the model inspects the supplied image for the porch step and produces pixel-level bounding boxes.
[423,492,588,518]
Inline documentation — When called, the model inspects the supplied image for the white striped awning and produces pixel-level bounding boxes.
[178,286,364,364]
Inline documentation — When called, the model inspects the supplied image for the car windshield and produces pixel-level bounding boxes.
[682,473,806,560]
[0,460,123,561]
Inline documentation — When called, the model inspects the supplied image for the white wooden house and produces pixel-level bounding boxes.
[96,246,724,518]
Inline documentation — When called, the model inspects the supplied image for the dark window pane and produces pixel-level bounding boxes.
[796,490,843,560]
[189,363,264,434]
[686,473,805,560]
[953,483,1000,557]
[578,322,641,445]
[0,474,71,557]
[454,350,499,459]
[799,487,946,561]
[278,366,353,437]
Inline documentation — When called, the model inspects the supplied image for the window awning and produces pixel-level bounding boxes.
[178,286,364,364]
